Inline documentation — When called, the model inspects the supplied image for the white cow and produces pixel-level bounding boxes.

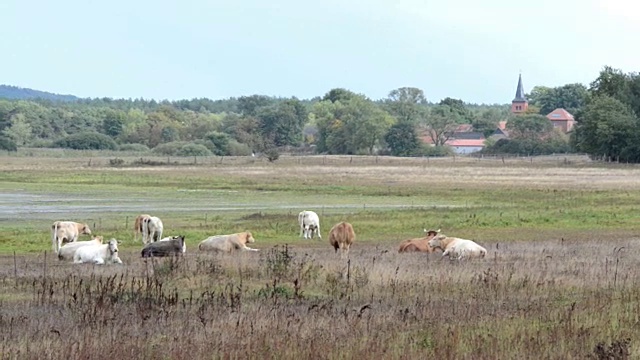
[198,232,258,252]
[133,214,151,242]
[428,234,487,260]
[298,210,321,239]
[73,238,123,265]
[142,216,163,244]
[51,221,92,253]
[57,236,104,261]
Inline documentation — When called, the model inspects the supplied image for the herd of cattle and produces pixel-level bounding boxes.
[49,210,487,265]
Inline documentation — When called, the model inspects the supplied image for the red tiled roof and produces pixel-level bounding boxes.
[546,108,574,121]
[446,139,486,147]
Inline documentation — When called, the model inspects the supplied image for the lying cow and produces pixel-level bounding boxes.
[51,221,92,253]
[298,210,321,239]
[142,216,163,244]
[198,231,258,253]
[428,234,487,260]
[58,236,104,261]
[329,222,355,258]
[134,214,151,242]
[73,238,123,265]
[398,229,441,253]
[142,235,186,258]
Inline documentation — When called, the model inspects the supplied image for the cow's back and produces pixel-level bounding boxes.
[329,222,355,249]
[199,235,236,252]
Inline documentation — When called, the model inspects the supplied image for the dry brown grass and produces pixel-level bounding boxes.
[1,235,639,359]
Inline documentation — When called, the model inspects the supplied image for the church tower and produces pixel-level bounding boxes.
[511,73,528,114]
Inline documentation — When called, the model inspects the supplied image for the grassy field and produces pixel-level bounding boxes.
[1,152,640,359]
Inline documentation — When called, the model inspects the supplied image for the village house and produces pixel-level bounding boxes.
[421,74,575,154]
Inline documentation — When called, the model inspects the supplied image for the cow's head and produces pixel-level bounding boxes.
[81,224,92,235]
[245,231,255,243]
[107,238,119,256]
[92,235,104,244]
[428,234,448,251]
[423,228,441,238]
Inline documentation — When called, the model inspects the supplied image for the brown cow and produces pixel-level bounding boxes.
[134,214,151,242]
[398,229,441,253]
[329,222,355,258]
[51,221,92,253]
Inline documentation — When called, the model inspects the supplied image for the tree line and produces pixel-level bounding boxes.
[1,66,638,162]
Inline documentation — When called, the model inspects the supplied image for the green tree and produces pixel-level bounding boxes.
[237,95,273,116]
[385,87,427,124]
[422,105,462,146]
[256,99,308,147]
[101,109,126,137]
[590,66,640,117]
[527,84,588,115]
[204,131,231,155]
[313,95,394,154]
[2,113,33,146]
[572,95,639,161]
[439,97,472,122]
[506,114,553,143]
[321,88,359,103]
[384,122,420,156]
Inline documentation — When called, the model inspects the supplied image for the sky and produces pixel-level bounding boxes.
[0,0,638,104]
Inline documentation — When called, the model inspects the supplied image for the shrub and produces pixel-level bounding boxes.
[177,143,212,157]
[153,141,189,156]
[0,136,17,152]
[53,132,118,150]
[264,147,280,162]
[118,143,150,152]
[227,140,252,156]
[204,131,231,156]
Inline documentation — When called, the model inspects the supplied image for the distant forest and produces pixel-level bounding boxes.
[1,66,639,162]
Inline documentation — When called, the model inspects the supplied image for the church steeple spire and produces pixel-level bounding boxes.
[511,72,528,114]
[513,73,526,102]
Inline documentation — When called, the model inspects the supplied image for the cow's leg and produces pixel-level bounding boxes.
[94,258,105,265]
[316,224,322,239]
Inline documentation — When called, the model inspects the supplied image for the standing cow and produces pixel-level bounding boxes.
[51,221,92,254]
[298,210,321,240]
[142,216,163,244]
[329,222,355,259]
[134,214,151,242]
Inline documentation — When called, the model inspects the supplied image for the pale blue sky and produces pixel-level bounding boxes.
[0,0,637,104]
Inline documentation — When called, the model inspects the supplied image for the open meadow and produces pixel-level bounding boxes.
[2,151,640,359]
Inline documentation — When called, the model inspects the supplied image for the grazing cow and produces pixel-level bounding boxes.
[58,236,104,261]
[398,229,441,253]
[298,210,321,239]
[51,221,92,253]
[198,231,258,253]
[142,216,163,244]
[428,234,487,260]
[328,222,355,258]
[142,235,185,258]
[134,214,151,242]
[73,238,123,265]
